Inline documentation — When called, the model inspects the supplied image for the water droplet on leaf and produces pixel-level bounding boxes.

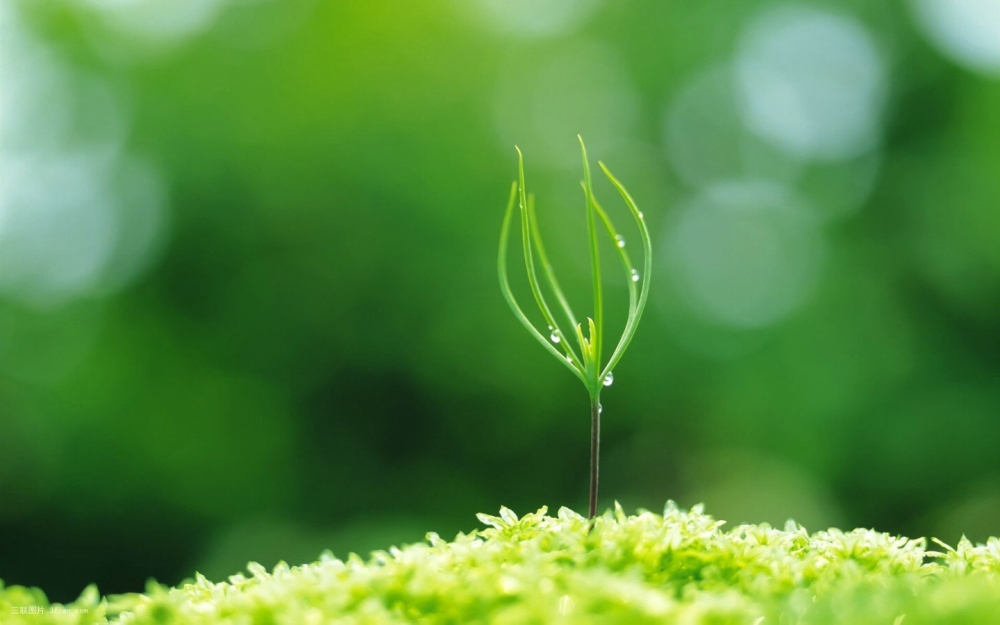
[630,268,640,282]
[598,403,603,415]
[615,234,626,248]
[603,372,614,386]
[550,330,561,344]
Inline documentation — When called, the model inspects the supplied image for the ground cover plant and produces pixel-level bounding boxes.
[4,143,1000,623]
[4,503,1000,623]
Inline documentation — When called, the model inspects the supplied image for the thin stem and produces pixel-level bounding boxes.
[588,396,601,519]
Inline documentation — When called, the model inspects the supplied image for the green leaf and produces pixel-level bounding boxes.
[498,138,652,400]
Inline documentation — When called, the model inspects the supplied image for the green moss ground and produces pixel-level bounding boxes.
[4,503,1000,624]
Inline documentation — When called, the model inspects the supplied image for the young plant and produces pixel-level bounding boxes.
[498,137,652,519]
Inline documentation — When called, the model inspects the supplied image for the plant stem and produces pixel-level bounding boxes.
[588,396,601,519]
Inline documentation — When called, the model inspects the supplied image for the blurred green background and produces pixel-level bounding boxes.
[2,0,1000,603]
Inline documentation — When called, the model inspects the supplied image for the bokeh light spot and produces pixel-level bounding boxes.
[0,152,118,305]
[77,0,225,50]
[0,7,169,308]
[464,0,603,40]
[735,6,886,162]
[664,180,823,328]
[910,0,1000,77]
[664,63,802,189]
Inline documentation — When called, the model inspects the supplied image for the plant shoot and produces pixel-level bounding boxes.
[498,137,652,519]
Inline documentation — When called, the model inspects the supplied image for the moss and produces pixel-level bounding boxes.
[4,503,1000,623]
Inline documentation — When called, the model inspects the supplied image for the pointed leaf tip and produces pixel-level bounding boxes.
[499,507,518,525]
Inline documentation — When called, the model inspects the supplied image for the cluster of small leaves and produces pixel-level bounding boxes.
[5,504,1000,624]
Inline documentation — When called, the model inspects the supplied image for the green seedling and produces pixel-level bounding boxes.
[498,137,652,519]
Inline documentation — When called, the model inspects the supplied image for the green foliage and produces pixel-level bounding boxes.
[5,503,1000,623]
[7,1,1000,597]
[497,137,652,402]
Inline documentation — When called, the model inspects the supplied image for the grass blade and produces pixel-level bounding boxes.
[597,162,652,378]
[579,136,602,387]
[517,148,584,369]
[499,180,586,385]
[527,193,581,344]
[590,193,639,379]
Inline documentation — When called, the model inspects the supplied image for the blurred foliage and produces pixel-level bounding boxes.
[1,0,1000,604]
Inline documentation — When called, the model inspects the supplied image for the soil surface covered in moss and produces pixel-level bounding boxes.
[4,503,1000,623]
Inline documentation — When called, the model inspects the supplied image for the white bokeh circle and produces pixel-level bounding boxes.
[664,180,824,328]
[735,6,886,162]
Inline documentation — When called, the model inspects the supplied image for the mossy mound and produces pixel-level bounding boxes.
[4,503,1000,623]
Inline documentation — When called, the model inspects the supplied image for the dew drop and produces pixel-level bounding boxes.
[638,211,644,219]
[615,234,626,248]
[603,371,614,387]
[550,330,561,344]
[598,403,603,415]
[630,268,640,282]
[565,356,573,363]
